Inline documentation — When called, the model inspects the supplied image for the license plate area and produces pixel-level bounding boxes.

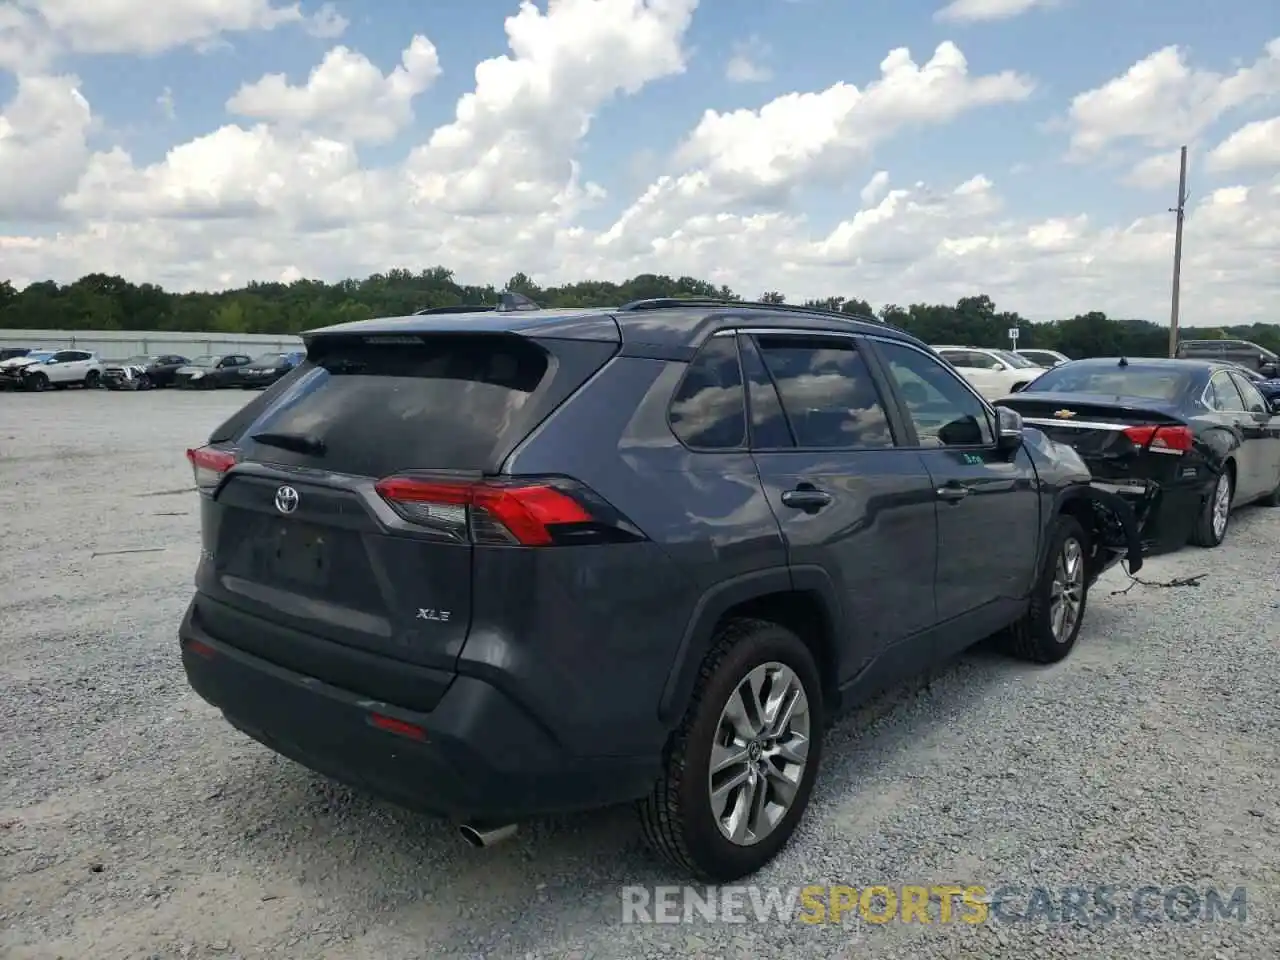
[261,521,330,588]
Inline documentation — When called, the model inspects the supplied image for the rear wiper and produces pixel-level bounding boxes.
[250,431,326,455]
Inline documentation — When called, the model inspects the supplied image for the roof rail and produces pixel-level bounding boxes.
[616,297,883,324]
[412,304,497,315]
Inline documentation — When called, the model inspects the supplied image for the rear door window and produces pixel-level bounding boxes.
[667,335,747,449]
[752,335,894,449]
[1228,372,1269,415]
[1206,373,1246,412]
[236,334,552,477]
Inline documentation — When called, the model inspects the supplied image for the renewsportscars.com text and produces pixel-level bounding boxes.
[620,884,1248,925]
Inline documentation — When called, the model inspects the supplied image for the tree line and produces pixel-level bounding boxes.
[1,269,1275,359]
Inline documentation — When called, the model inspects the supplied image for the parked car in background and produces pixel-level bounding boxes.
[134,355,191,388]
[174,354,253,389]
[10,349,104,391]
[0,347,38,362]
[1228,363,1280,406]
[103,356,153,390]
[179,297,1142,882]
[930,345,1045,400]
[1176,339,1280,377]
[996,357,1280,552]
[238,351,305,389]
[1016,348,1071,367]
[103,355,187,390]
[0,349,54,389]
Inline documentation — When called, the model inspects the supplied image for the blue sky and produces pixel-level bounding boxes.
[1,0,1277,322]
[58,0,1275,227]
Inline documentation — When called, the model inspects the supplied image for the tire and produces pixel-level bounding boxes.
[25,372,48,392]
[84,370,100,389]
[137,375,153,391]
[637,618,824,882]
[1001,514,1090,664]
[1189,470,1232,547]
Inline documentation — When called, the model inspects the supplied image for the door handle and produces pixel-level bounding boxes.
[781,487,832,510]
[936,483,969,502]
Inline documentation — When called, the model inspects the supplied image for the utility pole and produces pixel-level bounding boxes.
[1167,145,1188,358]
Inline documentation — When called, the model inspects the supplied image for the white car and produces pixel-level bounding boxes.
[11,348,105,391]
[930,345,1045,400]
[1015,348,1070,368]
[0,349,55,388]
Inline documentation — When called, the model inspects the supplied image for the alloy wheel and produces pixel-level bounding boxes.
[1212,474,1231,540]
[708,662,811,846]
[1050,536,1085,643]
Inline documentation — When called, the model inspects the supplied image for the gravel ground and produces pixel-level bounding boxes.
[1,387,1278,960]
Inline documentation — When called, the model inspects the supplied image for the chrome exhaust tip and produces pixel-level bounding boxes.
[458,822,518,848]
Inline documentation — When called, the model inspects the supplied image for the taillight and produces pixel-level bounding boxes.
[1123,424,1193,454]
[373,475,646,546]
[186,445,237,492]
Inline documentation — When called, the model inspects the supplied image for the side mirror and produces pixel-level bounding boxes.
[996,406,1024,452]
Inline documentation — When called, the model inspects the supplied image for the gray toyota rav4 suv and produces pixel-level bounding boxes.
[179,297,1142,881]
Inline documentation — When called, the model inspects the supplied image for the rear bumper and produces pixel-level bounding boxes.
[1080,483,1145,575]
[179,599,660,820]
[1090,478,1202,554]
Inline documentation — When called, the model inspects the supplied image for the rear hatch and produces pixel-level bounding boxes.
[188,324,620,703]
[997,391,1192,486]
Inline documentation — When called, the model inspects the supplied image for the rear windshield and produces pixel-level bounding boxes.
[236,335,551,477]
[1023,365,1194,402]
[995,350,1038,368]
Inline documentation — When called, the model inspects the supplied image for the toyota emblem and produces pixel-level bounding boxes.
[274,485,300,514]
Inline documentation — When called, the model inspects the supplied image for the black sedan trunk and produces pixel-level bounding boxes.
[998,392,1200,548]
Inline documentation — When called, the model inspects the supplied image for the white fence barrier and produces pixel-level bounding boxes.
[0,329,304,361]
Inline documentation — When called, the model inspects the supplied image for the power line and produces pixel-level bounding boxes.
[1167,145,1188,358]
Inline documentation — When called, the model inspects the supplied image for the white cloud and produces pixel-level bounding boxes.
[17,0,304,56]
[0,5,58,72]
[62,124,384,224]
[860,170,891,206]
[725,36,771,83]
[402,0,698,217]
[1066,38,1280,159]
[598,41,1033,250]
[935,0,1055,23]
[306,2,348,38]
[227,36,441,143]
[1208,116,1280,172]
[0,74,92,218]
[1,5,1279,327]
[1123,148,1188,190]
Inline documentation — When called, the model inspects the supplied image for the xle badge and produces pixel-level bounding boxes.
[416,608,452,622]
[962,453,982,464]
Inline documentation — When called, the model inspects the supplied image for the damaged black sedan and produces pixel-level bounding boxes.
[997,357,1280,551]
